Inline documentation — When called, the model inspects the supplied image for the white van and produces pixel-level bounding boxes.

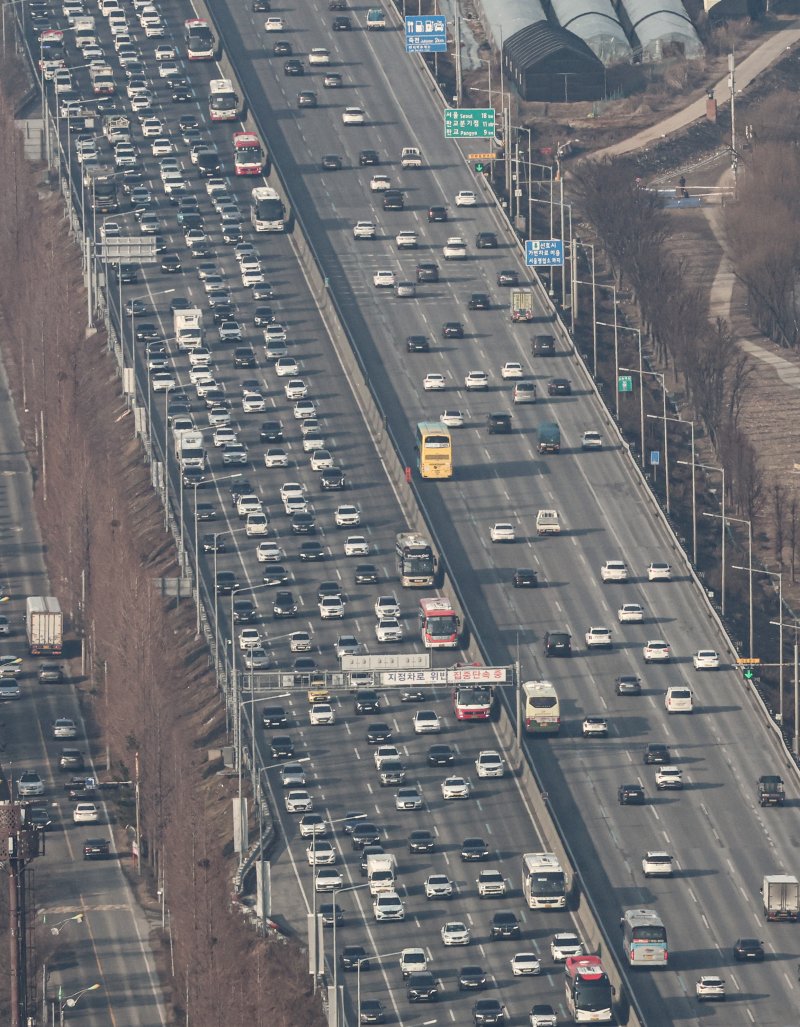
[665,686,693,713]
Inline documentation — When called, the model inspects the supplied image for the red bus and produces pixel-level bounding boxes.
[453,685,493,720]
[564,955,613,1023]
[233,132,264,176]
[418,597,459,649]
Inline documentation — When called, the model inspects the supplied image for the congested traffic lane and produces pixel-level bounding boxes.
[206,3,800,1023]
[257,688,575,1025]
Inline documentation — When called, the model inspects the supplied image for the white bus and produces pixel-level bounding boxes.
[522,680,561,734]
[521,852,567,910]
[250,186,286,232]
[208,78,240,121]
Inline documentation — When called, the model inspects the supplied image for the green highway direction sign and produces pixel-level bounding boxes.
[444,108,495,138]
[618,375,633,393]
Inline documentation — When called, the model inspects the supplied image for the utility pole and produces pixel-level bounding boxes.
[728,53,737,189]
[2,800,44,1026]
[453,0,462,106]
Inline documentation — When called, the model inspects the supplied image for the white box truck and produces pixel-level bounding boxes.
[367,852,397,895]
[763,875,800,921]
[177,430,206,469]
[26,596,63,655]
[174,308,203,351]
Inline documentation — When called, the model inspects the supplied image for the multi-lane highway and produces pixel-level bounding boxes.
[28,0,800,1023]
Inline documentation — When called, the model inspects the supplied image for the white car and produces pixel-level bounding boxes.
[309,703,336,725]
[440,410,464,428]
[585,626,612,649]
[318,596,344,619]
[581,430,603,449]
[353,221,376,239]
[376,618,403,643]
[423,374,445,391]
[395,786,423,810]
[299,814,327,839]
[16,772,44,796]
[582,717,608,737]
[264,16,284,29]
[308,47,330,64]
[294,400,316,420]
[490,523,515,543]
[315,868,343,892]
[476,869,506,896]
[641,851,674,877]
[600,560,629,582]
[665,686,693,713]
[647,562,672,581]
[373,891,405,920]
[441,776,470,800]
[413,710,441,734]
[372,269,395,288]
[510,952,541,976]
[454,190,477,206]
[375,595,400,619]
[501,362,524,379]
[373,745,401,769]
[396,231,418,249]
[696,976,725,1001]
[264,448,288,468]
[73,802,100,824]
[243,392,266,413]
[441,920,470,945]
[265,324,288,343]
[693,649,719,669]
[140,116,163,137]
[279,482,305,503]
[246,513,269,537]
[655,765,683,790]
[275,357,299,376]
[442,236,467,260]
[424,874,453,899]
[400,949,428,977]
[334,505,360,527]
[53,718,79,739]
[285,790,313,813]
[618,603,644,623]
[280,763,306,787]
[243,648,269,670]
[154,44,175,60]
[310,449,334,471]
[289,631,312,652]
[238,629,262,651]
[308,841,336,865]
[643,639,671,662]
[342,107,365,125]
[370,174,391,191]
[475,751,504,778]
[285,379,308,401]
[465,371,489,390]
[344,535,369,556]
[213,426,237,448]
[151,136,173,156]
[550,933,583,961]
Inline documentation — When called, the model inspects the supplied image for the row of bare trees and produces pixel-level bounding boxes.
[0,59,320,1027]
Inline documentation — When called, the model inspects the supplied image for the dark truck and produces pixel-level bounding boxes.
[757,775,785,806]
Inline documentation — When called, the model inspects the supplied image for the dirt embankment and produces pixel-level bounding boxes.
[0,65,321,1027]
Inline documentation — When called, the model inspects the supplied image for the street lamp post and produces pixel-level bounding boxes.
[129,288,174,376]
[572,238,597,375]
[735,565,782,717]
[647,413,695,553]
[705,512,752,655]
[58,983,101,1026]
[356,951,404,1025]
[162,383,177,531]
[681,462,725,608]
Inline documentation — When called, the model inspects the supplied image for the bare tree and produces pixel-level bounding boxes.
[773,483,786,569]
[789,495,798,584]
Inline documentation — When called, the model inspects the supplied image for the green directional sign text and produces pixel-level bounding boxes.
[444,108,496,138]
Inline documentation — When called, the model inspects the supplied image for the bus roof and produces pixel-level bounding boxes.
[522,680,557,698]
[417,421,450,435]
[41,29,64,39]
[209,78,234,93]
[185,18,209,27]
[251,185,281,201]
[565,955,605,980]
[233,132,260,147]
[622,907,663,926]
[419,597,455,615]
[522,851,563,871]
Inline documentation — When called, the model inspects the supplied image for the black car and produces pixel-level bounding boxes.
[473,999,506,1026]
[182,467,206,488]
[273,40,292,55]
[233,598,256,623]
[234,347,256,368]
[489,911,520,939]
[135,322,159,341]
[273,590,298,617]
[118,264,138,284]
[318,581,342,601]
[615,674,642,695]
[351,823,381,850]
[733,937,764,961]
[270,734,295,759]
[643,743,670,765]
[401,689,425,702]
[299,541,325,561]
[195,503,216,522]
[297,90,317,108]
[359,999,385,1024]
[230,480,254,505]
[468,293,491,310]
[260,420,283,442]
[291,512,316,535]
[354,690,380,714]
[263,565,290,586]
[201,534,225,553]
[329,0,347,7]
[533,334,556,356]
[323,72,342,87]
[406,335,430,353]
[83,838,111,860]
[26,805,52,830]
[461,837,490,861]
[383,190,404,210]
[427,205,448,222]
[320,467,345,490]
[513,568,538,588]
[332,14,351,28]
[427,744,455,765]
[407,971,438,1003]
[366,722,392,744]
[496,269,519,286]
[548,378,572,396]
[408,829,435,853]
[476,231,498,249]
[341,944,369,971]
[455,965,486,992]
[355,563,378,584]
[442,322,464,339]
[544,631,571,656]
[487,412,512,434]
[618,783,646,805]
[358,149,379,166]
[359,844,385,874]
[284,58,304,75]
[172,85,193,103]
[416,262,439,283]
[252,0,270,9]
[321,154,343,171]
[261,705,287,728]
[216,571,239,595]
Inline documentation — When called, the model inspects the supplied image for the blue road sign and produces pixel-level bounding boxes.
[405,15,447,53]
[525,239,564,267]
[650,451,660,466]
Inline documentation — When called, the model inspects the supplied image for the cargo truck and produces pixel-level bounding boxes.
[762,874,799,921]
[73,16,96,47]
[366,7,386,28]
[176,430,206,470]
[757,775,785,806]
[26,596,63,656]
[367,852,396,895]
[510,288,534,322]
[400,147,423,168]
[535,509,561,535]
[103,115,130,144]
[537,422,561,454]
[174,308,203,351]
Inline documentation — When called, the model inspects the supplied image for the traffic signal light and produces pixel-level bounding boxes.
[743,667,754,679]
[474,162,485,173]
